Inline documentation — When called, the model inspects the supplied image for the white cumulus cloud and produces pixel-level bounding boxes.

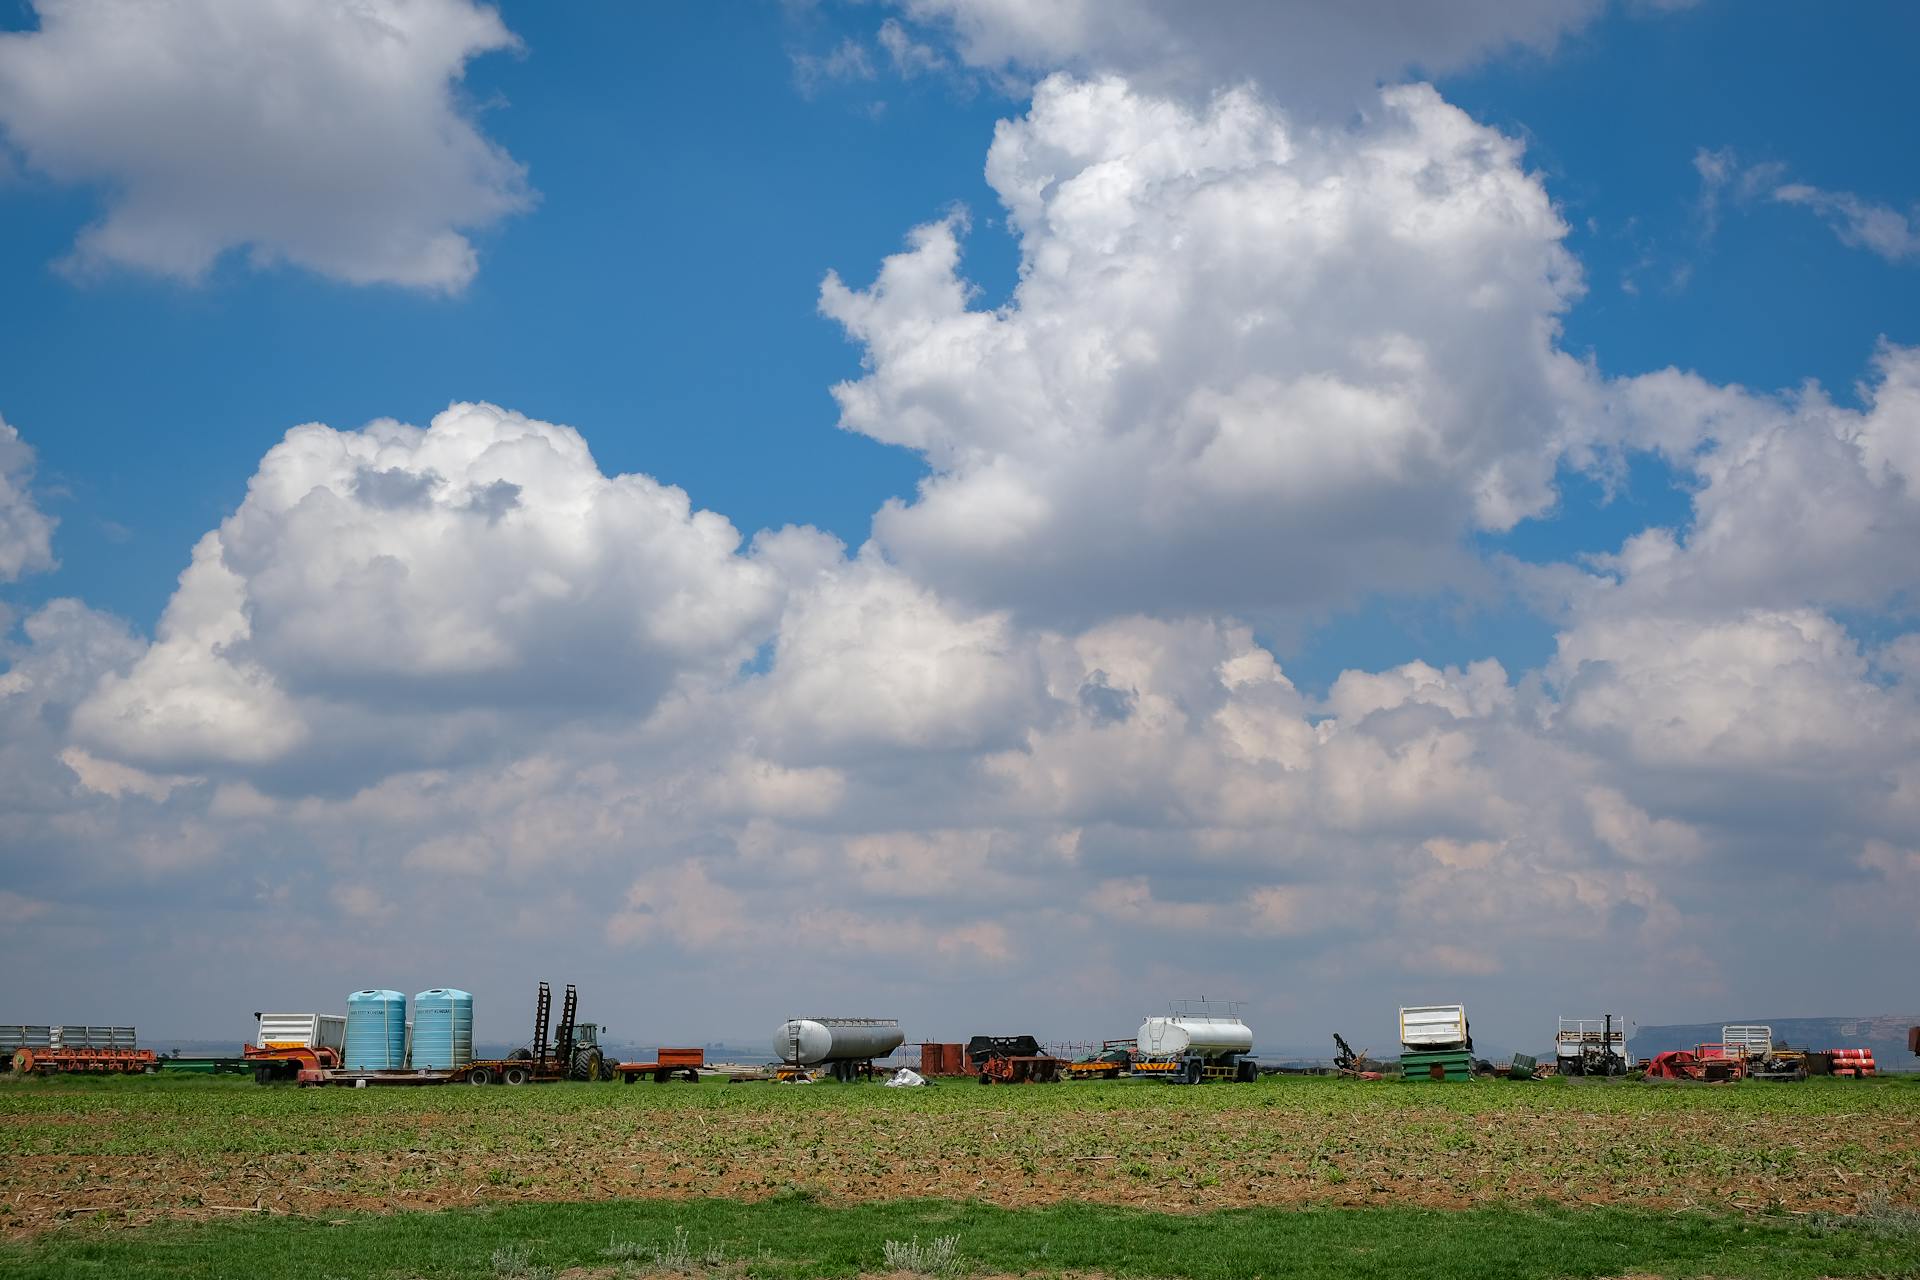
[823,76,1587,624]
[0,0,530,291]
[71,403,784,777]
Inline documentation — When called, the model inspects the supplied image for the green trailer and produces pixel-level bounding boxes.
[156,1056,251,1075]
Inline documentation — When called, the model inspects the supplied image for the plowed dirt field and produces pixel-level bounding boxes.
[3,1075,1915,1238]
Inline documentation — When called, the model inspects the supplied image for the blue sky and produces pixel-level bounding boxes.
[2,0,1919,1048]
[7,0,1912,667]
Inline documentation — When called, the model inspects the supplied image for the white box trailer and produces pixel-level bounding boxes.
[1399,1005,1471,1051]
[1722,1025,1773,1059]
[254,1013,346,1052]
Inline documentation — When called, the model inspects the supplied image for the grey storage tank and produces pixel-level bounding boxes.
[774,1017,904,1077]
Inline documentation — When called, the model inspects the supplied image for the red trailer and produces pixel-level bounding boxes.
[616,1047,705,1083]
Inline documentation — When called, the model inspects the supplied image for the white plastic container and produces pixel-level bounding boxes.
[1399,1005,1470,1050]
[255,1013,346,1052]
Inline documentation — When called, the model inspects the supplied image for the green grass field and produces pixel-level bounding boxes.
[2,1073,1916,1278]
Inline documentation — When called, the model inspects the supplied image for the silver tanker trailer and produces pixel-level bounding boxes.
[773,1017,905,1082]
[1135,1004,1259,1083]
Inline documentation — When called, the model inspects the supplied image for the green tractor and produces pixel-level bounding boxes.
[571,1022,617,1082]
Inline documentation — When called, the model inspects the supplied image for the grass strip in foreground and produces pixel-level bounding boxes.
[2,1195,1917,1280]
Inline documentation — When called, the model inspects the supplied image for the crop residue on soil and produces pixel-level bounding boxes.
[2,1077,1915,1238]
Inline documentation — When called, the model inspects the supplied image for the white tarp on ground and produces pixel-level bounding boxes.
[884,1067,927,1087]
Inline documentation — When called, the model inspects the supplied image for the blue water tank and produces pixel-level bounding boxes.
[344,989,407,1071]
[411,989,473,1070]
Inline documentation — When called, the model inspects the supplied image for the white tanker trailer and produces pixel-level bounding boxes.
[1135,1008,1259,1084]
[773,1017,904,1082]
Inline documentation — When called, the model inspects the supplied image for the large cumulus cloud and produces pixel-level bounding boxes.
[821,76,1588,625]
[71,404,783,779]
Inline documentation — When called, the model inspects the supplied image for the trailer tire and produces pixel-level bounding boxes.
[503,1065,532,1086]
[467,1066,495,1085]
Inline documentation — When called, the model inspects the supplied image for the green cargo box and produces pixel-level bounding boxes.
[1399,1049,1474,1082]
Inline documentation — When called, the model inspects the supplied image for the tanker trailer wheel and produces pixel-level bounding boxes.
[503,1064,532,1086]
[466,1065,495,1086]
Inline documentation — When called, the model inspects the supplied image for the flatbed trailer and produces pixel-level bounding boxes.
[296,1058,570,1086]
[1066,1039,1135,1080]
[305,1069,460,1086]
[157,1056,252,1076]
[617,1047,704,1083]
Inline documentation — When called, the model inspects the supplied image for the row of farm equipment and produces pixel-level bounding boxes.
[243,982,706,1086]
[7,997,1914,1086]
[1641,1027,1882,1082]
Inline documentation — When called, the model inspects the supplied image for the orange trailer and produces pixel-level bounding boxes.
[616,1046,705,1083]
[9,1045,157,1075]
